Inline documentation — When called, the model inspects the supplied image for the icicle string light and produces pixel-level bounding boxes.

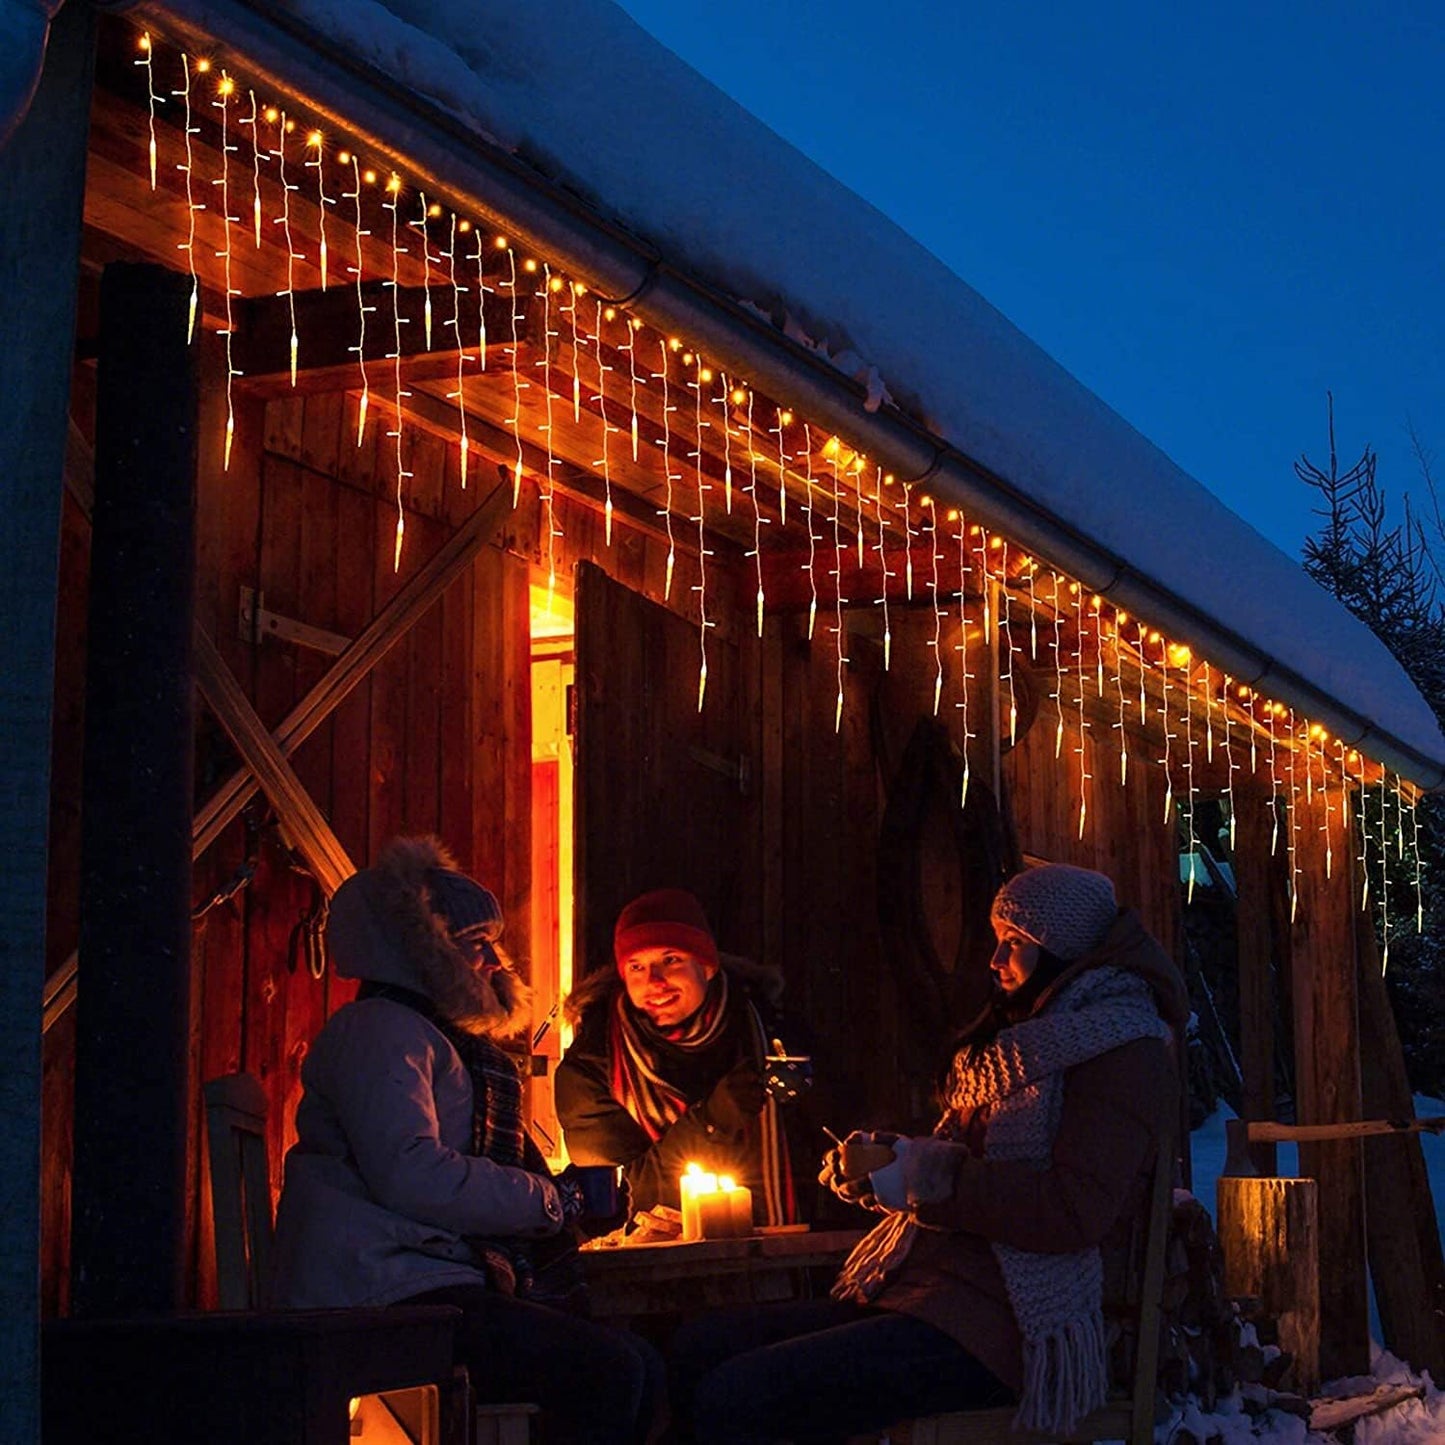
[924,497,944,718]
[1113,610,1129,786]
[275,111,301,384]
[802,426,819,641]
[383,173,411,571]
[1356,746,1371,909]
[717,378,736,516]
[1181,650,1196,901]
[1286,709,1303,923]
[569,283,583,423]
[975,529,991,644]
[874,465,893,671]
[625,318,641,462]
[1074,581,1090,840]
[539,264,562,603]
[446,214,470,488]
[471,228,488,376]
[306,130,330,289]
[212,73,239,471]
[593,300,614,543]
[774,408,790,527]
[1222,678,1238,850]
[655,337,678,603]
[691,354,712,711]
[138,34,160,190]
[504,245,525,504]
[1159,635,1175,827]
[1409,777,1424,932]
[416,194,434,351]
[1052,576,1067,760]
[746,389,765,636]
[176,54,201,343]
[997,544,1016,745]
[954,514,974,808]
[831,447,849,733]
[246,89,263,246]
[1267,702,1281,859]
[346,155,371,448]
[1316,723,1333,881]
[901,480,915,601]
[1379,770,1392,971]
[1027,558,1039,661]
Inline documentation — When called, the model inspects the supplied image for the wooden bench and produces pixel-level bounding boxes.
[205,1071,538,1445]
[885,1119,1176,1445]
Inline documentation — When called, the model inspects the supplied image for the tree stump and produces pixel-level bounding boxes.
[1217,1175,1320,1394]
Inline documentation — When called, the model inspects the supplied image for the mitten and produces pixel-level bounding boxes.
[869,1136,969,1211]
[702,1058,768,1136]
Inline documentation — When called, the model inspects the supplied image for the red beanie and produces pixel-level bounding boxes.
[613,889,719,973]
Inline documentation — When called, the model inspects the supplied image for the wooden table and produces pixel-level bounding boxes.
[581,1228,864,1323]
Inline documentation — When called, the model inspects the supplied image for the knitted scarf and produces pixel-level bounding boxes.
[608,972,795,1225]
[832,966,1170,1435]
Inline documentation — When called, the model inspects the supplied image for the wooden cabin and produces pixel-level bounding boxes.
[5,3,1444,1437]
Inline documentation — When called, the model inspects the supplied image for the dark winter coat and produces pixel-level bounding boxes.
[869,909,1189,1393]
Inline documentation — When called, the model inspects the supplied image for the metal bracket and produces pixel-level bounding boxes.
[688,744,751,795]
[239,585,352,657]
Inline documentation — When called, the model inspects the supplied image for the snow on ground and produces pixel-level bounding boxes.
[1169,1103,1445,1442]
[255,0,1445,773]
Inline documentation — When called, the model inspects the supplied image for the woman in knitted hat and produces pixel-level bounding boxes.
[671,863,1188,1444]
[271,836,660,1445]
[555,888,796,1227]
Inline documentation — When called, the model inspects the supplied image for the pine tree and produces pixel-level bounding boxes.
[1297,396,1445,1094]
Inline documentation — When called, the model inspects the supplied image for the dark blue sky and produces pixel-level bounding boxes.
[614,0,1444,559]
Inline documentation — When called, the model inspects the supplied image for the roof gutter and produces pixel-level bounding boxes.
[142,0,1445,790]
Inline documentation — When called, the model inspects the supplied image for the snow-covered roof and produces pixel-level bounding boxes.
[204,0,1445,780]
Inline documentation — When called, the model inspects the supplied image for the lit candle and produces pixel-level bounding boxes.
[680,1163,717,1242]
[720,1176,754,1238]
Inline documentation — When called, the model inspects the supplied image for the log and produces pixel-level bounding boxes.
[1216,1175,1320,1394]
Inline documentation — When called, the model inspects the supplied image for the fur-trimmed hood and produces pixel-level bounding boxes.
[326,837,530,1037]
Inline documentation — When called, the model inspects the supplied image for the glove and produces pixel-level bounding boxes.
[819,1131,898,1211]
[867,1136,968,1212]
[702,1058,768,1136]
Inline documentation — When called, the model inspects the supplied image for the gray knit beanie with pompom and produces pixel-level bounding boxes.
[990,864,1118,961]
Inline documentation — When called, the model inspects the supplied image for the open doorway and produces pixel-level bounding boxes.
[530,580,575,1164]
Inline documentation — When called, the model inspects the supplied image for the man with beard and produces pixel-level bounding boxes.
[271,837,659,1445]
[555,889,795,1227]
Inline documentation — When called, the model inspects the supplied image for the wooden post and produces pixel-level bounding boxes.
[0,5,94,1438]
[1233,783,1281,1174]
[1216,1174,1321,1393]
[1356,908,1445,1377]
[1289,782,1368,1379]
[71,262,199,1318]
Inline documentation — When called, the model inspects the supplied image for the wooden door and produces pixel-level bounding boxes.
[573,562,761,977]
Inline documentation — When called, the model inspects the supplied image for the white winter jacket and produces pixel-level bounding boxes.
[272,996,563,1308]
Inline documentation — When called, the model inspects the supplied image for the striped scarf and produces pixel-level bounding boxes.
[608,972,795,1225]
[833,967,1169,1434]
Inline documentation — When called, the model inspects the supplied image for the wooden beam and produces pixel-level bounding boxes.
[0,4,95,1432]
[1289,782,1369,1378]
[193,476,511,857]
[192,627,354,896]
[231,282,523,387]
[1234,783,1283,1174]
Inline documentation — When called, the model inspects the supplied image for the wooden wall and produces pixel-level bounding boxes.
[43,338,1196,1304]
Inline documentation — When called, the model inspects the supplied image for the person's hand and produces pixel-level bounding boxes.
[819,1131,898,1210]
[702,1058,768,1135]
[867,1137,968,1211]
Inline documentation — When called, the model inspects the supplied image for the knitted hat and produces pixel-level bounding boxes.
[990,864,1118,961]
[614,889,719,973]
[426,866,503,949]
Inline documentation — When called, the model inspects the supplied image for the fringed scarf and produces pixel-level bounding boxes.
[833,966,1169,1435]
[608,972,795,1225]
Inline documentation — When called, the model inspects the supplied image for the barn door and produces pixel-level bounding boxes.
[573,562,761,978]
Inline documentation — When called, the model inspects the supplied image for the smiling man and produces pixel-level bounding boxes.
[556,889,795,1224]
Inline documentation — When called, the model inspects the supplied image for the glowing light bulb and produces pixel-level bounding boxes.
[138,33,159,190]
